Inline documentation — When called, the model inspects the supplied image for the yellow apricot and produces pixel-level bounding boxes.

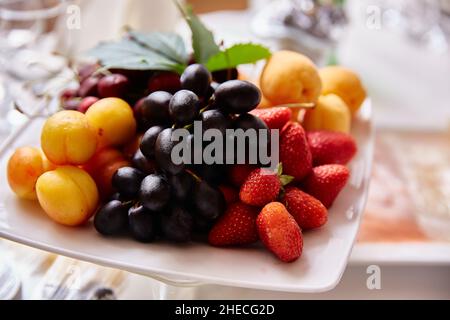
[7,147,51,200]
[36,166,99,226]
[319,66,367,115]
[260,50,322,105]
[302,94,351,133]
[257,94,273,109]
[85,98,136,149]
[82,147,130,200]
[41,110,97,165]
[40,149,57,172]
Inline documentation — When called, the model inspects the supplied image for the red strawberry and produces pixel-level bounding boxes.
[280,122,312,181]
[303,164,350,208]
[256,202,303,262]
[229,164,255,187]
[208,202,259,246]
[239,165,293,207]
[250,107,292,130]
[239,168,281,207]
[219,185,239,204]
[284,186,327,230]
[307,130,357,166]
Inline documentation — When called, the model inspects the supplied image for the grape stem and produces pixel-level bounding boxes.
[199,96,215,114]
[185,169,202,183]
[128,200,140,208]
[277,102,316,109]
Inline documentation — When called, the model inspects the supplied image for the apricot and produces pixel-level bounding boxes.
[302,94,351,133]
[40,149,57,172]
[7,147,54,200]
[85,98,136,148]
[41,110,97,165]
[257,94,273,109]
[83,148,125,174]
[82,147,130,200]
[95,159,130,200]
[260,50,322,106]
[319,66,366,115]
[36,166,99,226]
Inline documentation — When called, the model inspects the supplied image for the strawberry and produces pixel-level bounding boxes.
[208,202,259,246]
[283,186,327,230]
[239,168,281,207]
[256,202,303,262]
[302,164,350,208]
[239,165,293,207]
[219,185,239,204]
[280,122,312,181]
[228,164,256,187]
[250,107,292,130]
[307,130,357,166]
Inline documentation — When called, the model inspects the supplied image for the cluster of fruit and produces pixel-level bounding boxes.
[6,48,366,263]
[207,126,356,262]
[94,64,269,243]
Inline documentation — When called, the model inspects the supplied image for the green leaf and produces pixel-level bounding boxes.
[87,37,185,73]
[127,31,188,64]
[205,43,271,72]
[276,163,283,176]
[176,2,220,64]
[279,175,294,186]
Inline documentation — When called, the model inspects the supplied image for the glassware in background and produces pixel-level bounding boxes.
[373,0,448,53]
[388,132,450,242]
[69,0,183,56]
[0,0,69,134]
[250,0,348,65]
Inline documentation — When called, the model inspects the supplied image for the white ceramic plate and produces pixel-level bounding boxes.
[0,101,374,293]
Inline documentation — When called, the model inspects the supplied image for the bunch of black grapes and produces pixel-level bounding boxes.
[94,64,269,243]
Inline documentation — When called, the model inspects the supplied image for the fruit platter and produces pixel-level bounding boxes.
[0,8,374,292]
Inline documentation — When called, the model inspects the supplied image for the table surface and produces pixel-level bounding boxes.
[2,240,449,300]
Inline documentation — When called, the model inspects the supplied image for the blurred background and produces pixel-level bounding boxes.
[0,0,449,299]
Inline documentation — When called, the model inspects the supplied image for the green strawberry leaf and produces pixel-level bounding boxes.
[205,43,271,72]
[279,175,294,186]
[87,35,186,74]
[175,2,220,64]
[276,163,294,186]
[276,163,283,176]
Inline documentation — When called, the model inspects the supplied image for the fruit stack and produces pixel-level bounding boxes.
[7,42,366,262]
[94,65,270,243]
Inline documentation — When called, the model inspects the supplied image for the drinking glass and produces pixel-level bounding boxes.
[250,0,348,65]
[389,132,450,241]
[0,0,69,135]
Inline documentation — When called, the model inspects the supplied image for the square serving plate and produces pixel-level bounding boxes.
[0,100,374,293]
